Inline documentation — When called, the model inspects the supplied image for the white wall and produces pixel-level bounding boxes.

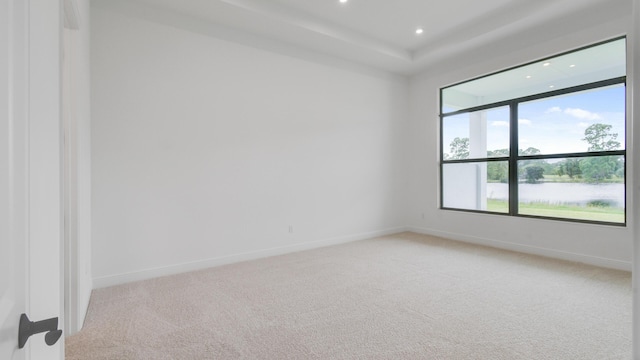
[407,7,635,270]
[631,0,639,357]
[91,8,409,287]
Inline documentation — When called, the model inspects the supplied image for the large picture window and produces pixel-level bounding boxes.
[440,38,626,225]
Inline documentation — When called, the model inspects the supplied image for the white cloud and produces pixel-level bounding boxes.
[545,106,562,113]
[518,119,531,126]
[491,121,509,127]
[564,108,602,121]
[578,122,590,128]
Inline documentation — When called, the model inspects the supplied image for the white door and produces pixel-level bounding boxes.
[1,0,28,358]
[1,0,63,359]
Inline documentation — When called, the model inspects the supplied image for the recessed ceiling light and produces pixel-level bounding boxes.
[526,75,532,79]
[569,64,576,68]
[339,0,348,3]
[415,27,424,35]
[549,85,555,88]
[543,62,551,67]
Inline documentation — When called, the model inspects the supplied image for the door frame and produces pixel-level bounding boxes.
[62,0,80,336]
[632,1,640,359]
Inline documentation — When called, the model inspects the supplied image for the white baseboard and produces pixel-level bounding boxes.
[92,226,408,289]
[93,225,631,289]
[407,226,632,272]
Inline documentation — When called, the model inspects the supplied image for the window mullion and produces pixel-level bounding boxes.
[509,102,519,216]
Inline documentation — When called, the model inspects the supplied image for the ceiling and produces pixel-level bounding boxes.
[96,0,630,75]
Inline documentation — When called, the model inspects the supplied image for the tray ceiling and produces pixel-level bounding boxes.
[93,0,630,74]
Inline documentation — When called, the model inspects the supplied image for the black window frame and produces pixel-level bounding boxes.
[439,38,627,227]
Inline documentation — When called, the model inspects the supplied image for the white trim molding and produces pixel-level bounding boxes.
[408,226,632,272]
[93,227,407,289]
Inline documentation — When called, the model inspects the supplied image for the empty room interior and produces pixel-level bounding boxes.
[53,0,640,358]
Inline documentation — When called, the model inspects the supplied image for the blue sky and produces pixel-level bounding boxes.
[443,84,625,157]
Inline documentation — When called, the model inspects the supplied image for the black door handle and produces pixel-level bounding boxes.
[18,313,63,349]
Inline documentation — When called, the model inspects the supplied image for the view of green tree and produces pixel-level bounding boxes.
[582,123,620,151]
[556,159,582,179]
[447,123,624,184]
[580,156,621,182]
[487,161,508,183]
[519,147,541,156]
[579,124,622,183]
[615,157,625,178]
[518,147,545,181]
[446,137,469,160]
[523,166,544,183]
[487,149,509,157]
[487,148,508,182]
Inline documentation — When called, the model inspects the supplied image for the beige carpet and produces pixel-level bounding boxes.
[65,232,631,359]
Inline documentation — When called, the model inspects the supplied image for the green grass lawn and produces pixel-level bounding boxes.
[536,174,624,184]
[488,175,624,184]
[486,199,625,223]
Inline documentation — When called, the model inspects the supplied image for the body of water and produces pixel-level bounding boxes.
[486,182,625,207]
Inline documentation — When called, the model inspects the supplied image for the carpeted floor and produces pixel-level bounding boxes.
[65,232,632,359]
